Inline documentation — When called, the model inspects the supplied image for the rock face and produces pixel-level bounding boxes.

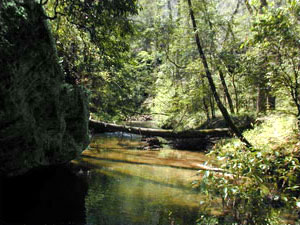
[0,1,89,176]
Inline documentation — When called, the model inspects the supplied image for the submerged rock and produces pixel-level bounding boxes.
[0,1,89,176]
[140,137,161,150]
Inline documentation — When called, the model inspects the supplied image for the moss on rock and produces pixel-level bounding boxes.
[0,1,89,176]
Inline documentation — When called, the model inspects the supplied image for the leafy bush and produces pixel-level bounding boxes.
[195,114,300,224]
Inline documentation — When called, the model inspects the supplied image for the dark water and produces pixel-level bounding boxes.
[0,133,215,225]
[0,165,87,225]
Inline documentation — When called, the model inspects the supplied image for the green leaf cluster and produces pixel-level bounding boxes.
[196,114,300,224]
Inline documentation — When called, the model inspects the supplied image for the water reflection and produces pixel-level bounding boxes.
[75,133,215,225]
[85,174,200,225]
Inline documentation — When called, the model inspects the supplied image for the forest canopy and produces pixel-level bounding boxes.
[45,0,300,127]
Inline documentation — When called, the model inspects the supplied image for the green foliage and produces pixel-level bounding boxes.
[47,0,139,61]
[195,114,300,224]
[196,214,219,225]
[44,0,154,121]
[0,1,30,57]
[244,1,300,115]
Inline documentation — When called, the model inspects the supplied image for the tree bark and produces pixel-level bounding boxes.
[203,97,211,121]
[208,95,215,119]
[219,69,235,114]
[267,94,276,110]
[89,119,230,138]
[260,0,268,8]
[244,0,253,15]
[256,85,267,114]
[187,0,252,148]
[232,76,239,113]
[167,0,173,20]
[200,75,211,121]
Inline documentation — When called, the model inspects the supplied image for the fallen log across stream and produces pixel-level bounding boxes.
[89,119,231,138]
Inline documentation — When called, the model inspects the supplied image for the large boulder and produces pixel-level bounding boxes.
[0,1,89,176]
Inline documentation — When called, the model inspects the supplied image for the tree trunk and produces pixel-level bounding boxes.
[187,0,252,148]
[200,75,210,121]
[203,96,211,121]
[256,85,267,114]
[260,0,268,8]
[89,119,230,138]
[167,0,173,20]
[231,75,239,113]
[244,0,253,14]
[267,95,276,110]
[210,95,216,119]
[219,69,235,114]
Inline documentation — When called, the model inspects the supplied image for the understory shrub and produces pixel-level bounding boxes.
[195,114,300,224]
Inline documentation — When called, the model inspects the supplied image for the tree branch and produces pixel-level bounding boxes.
[165,49,186,69]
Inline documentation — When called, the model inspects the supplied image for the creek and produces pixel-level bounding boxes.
[75,132,218,225]
[0,131,219,225]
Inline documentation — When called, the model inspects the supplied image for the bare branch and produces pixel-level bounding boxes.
[165,50,186,69]
[39,0,49,6]
[244,0,253,15]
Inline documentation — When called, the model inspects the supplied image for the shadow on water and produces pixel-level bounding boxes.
[0,132,216,225]
[77,158,194,192]
[0,165,88,225]
[76,133,218,225]
[81,154,200,171]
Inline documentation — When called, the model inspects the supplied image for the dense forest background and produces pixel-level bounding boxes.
[46,0,300,130]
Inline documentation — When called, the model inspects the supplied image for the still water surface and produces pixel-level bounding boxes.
[74,132,216,225]
[0,132,217,225]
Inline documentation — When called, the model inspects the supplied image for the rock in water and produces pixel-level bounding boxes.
[0,1,89,176]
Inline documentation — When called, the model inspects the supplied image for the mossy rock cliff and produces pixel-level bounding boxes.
[0,1,89,176]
